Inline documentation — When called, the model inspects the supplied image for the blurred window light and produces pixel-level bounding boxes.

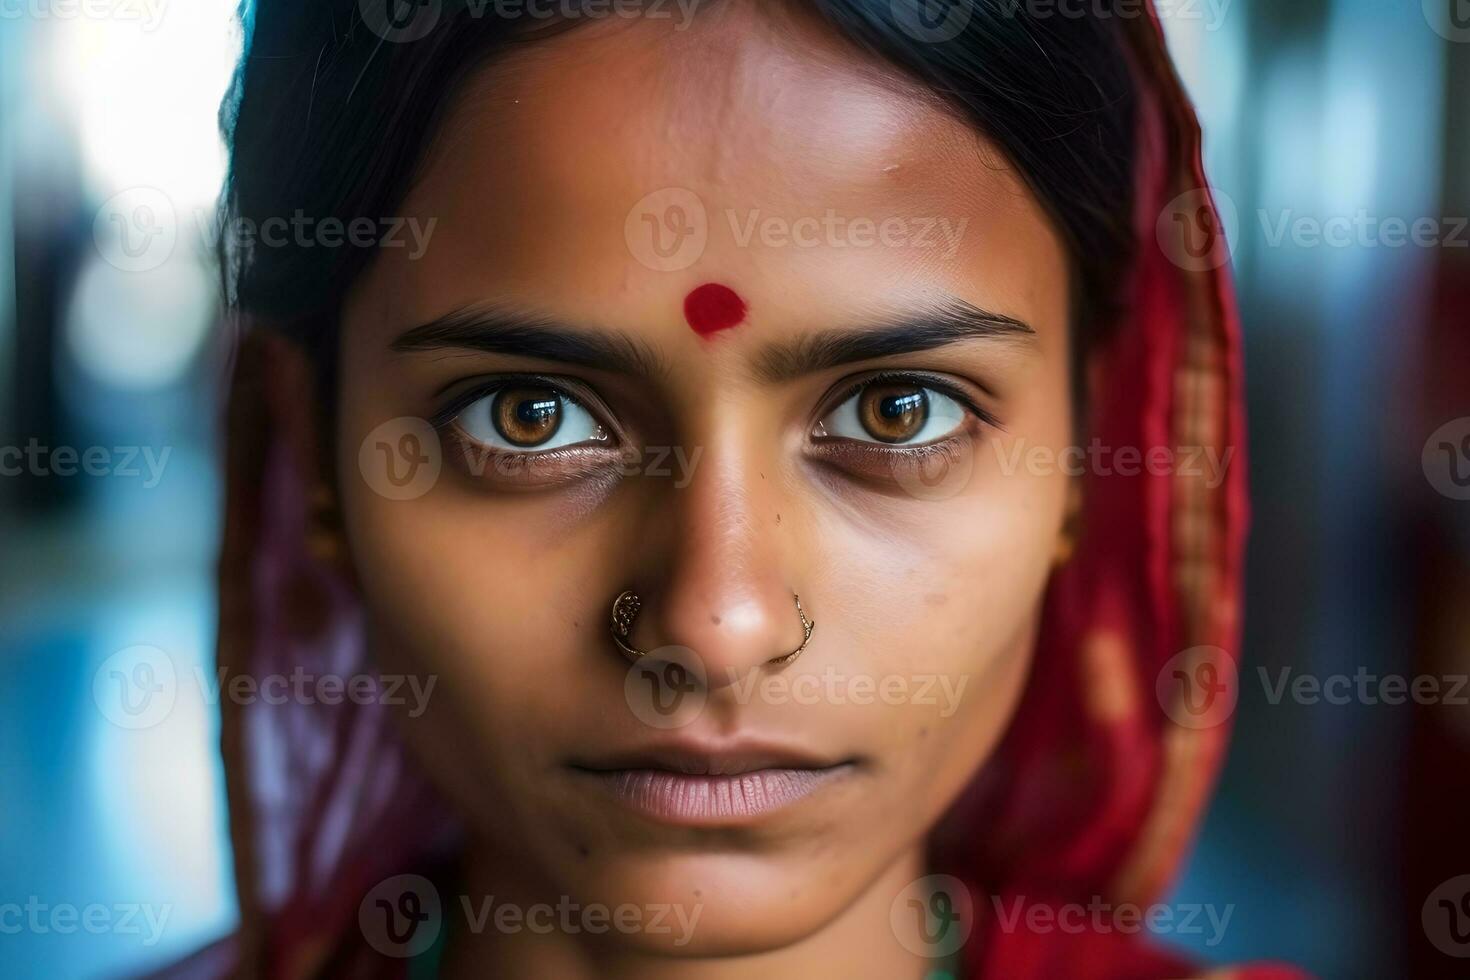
[64,249,216,390]
[46,0,240,210]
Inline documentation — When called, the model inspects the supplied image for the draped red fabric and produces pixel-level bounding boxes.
[185,4,1313,978]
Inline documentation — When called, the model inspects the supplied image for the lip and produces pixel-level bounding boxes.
[567,738,860,826]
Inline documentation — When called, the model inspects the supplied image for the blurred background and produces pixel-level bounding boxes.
[0,1,1466,977]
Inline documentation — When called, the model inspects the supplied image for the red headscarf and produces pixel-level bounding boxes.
[178,5,1312,978]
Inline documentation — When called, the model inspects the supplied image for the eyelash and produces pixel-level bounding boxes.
[428,370,1001,492]
[820,371,1002,435]
[428,374,580,433]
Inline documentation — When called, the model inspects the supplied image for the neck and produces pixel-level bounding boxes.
[440,842,939,980]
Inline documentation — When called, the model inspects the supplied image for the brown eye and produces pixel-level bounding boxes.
[493,387,563,447]
[858,383,929,443]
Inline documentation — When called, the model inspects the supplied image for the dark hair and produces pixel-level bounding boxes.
[221,0,1137,364]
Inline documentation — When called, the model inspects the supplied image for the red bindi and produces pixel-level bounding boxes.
[683,283,747,337]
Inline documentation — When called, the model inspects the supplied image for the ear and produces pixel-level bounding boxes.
[259,329,351,575]
[1054,343,1107,567]
[1053,478,1084,567]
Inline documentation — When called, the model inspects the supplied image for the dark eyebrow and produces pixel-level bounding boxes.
[391,306,667,379]
[753,300,1037,384]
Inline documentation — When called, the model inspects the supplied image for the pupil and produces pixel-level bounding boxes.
[494,387,563,447]
[860,384,928,443]
[881,392,925,419]
[518,398,558,424]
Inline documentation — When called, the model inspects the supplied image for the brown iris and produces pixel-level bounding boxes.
[859,383,929,443]
[493,386,563,447]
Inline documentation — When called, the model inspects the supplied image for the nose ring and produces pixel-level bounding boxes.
[609,590,814,665]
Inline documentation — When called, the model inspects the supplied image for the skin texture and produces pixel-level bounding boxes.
[332,4,1074,977]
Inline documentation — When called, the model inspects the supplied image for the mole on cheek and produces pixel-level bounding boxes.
[684,283,747,336]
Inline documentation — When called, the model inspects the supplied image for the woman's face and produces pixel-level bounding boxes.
[336,5,1072,958]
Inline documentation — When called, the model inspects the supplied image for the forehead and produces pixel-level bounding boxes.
[353,5,1068,343]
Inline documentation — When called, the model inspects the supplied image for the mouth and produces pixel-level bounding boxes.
[566,740,862,827]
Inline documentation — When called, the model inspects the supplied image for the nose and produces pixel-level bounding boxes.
[632,444,807,691]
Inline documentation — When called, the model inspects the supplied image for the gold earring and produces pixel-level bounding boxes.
[1054,482,1083,567]
[306,483,346,566]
